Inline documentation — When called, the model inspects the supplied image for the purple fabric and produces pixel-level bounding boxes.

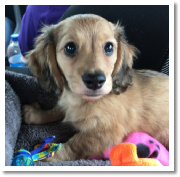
[18,5,70,56]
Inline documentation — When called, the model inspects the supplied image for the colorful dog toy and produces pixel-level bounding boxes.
[106,132,169,166]
[90,132,169,166]
[110,142,163,166]
[11,136,61,166]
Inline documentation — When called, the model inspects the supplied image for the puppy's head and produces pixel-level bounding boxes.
[27,14,138,100]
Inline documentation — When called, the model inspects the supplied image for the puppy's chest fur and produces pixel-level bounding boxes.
[59,91,120,130]
[58,86,143,142]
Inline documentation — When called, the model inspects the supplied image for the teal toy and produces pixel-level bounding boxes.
[11,136,61,166]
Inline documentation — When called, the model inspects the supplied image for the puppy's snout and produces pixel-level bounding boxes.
[82,72,106,90]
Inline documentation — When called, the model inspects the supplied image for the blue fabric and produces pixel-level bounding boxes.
[18,5,71,56]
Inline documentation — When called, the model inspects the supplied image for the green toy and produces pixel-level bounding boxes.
[11,136,61,166]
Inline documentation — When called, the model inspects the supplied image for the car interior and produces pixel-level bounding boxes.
[5,5,169,76]
[5,5,33,75]
[5,5,169,167]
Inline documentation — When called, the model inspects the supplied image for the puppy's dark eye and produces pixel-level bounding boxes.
[104,42,114,56]
[64,42,77,57]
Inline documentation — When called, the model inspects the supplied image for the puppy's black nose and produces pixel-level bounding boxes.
[82,72,106,90]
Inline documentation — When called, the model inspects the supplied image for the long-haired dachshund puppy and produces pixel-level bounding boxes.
[23,14,169,161]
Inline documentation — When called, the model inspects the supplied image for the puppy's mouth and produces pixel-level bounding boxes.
[81,94,103,101]
[71,86,109,101]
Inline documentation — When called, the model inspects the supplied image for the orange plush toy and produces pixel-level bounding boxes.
[110,143,162,166]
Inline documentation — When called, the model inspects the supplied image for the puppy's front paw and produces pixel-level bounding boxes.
[22,102,41,124]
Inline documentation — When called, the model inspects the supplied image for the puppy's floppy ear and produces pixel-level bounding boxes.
[112,23,138,95]
[26,25,64,96]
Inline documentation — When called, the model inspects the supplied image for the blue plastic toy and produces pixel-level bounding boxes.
[11,136,61,166]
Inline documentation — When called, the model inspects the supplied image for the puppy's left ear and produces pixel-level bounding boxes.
[112,24,139,94]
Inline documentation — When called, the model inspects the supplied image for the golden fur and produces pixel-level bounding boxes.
[23,14,169,161]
